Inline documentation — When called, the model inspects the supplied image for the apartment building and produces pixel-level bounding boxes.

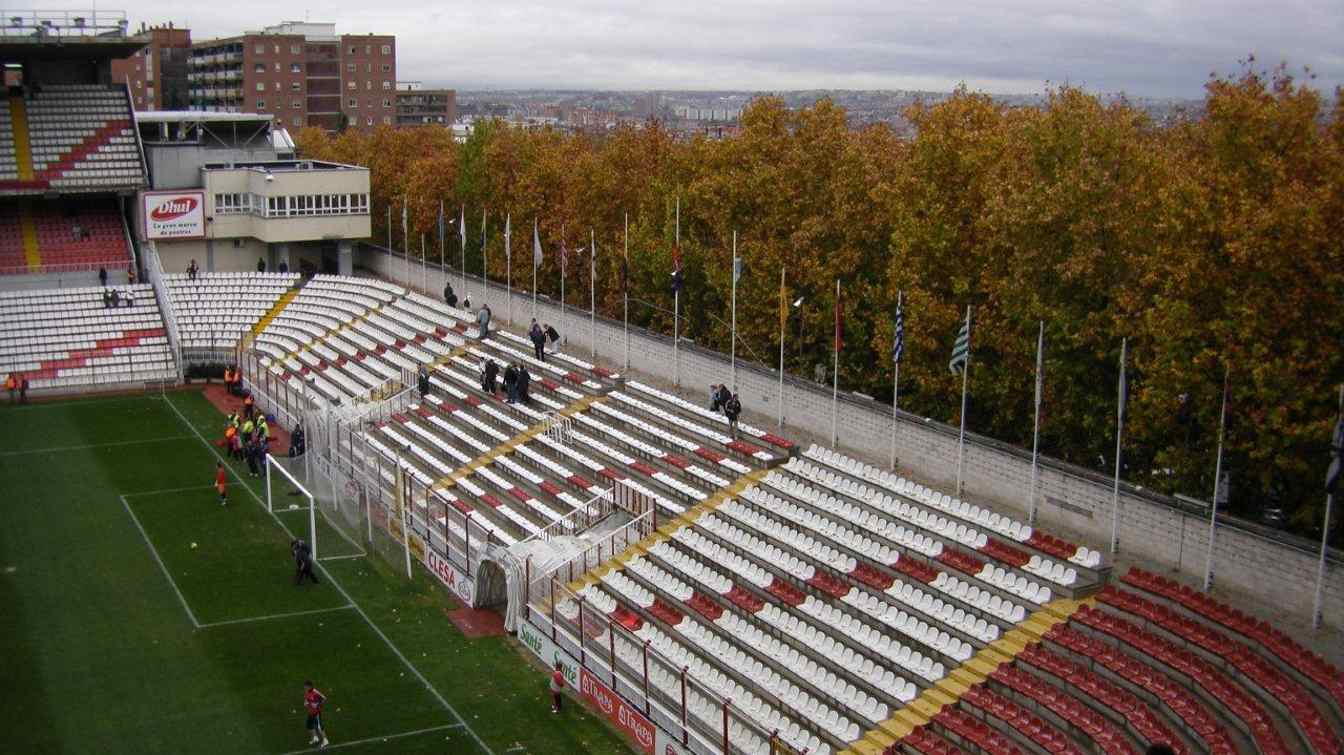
[111,23,192,111]
[394,81,456,126]
[188,22,395,131]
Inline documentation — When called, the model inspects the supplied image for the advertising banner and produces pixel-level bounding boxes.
[142,191,205,240]
[423,547,475,606]
[581,666,656,754]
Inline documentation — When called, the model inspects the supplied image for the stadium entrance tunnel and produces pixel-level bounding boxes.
[473,555,508,609]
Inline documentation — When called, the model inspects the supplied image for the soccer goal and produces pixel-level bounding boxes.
[267,451,370,562]
[265,452,319,557]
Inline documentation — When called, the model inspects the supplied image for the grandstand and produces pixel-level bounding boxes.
[0,11,146,283]
[159,267,1330,755]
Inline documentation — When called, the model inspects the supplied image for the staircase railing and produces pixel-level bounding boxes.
[141,241,184,382]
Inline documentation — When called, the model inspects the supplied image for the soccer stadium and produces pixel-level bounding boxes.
[2,9,1342,755]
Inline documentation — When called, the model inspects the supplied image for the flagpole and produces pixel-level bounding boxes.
[955,305,971,496]
[532,219,538,318]
[1311,383,1344,630]
[830,279,842,446]
[730,230,737,390]
[560,223,566,333]
[590,228,596,359]
[402,197,409,288]
[505,213,512,326]
[890,291,903,470]
[1109,337,1128,555]
[1028,320,1044,526]
[421,234,426,293]
[674,195,680,389]
[1203,363,1230,592]
[481,208,488,294]
[459,205,466,301]
[386,205,391,251]
[777,266,785,429]
[623,212,630,371]
[438,199,445,274]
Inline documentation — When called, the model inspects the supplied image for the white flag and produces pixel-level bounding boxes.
[533,220,543,266]
[504,213,511,263]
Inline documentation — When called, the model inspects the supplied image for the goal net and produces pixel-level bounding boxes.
[266,451,368,561]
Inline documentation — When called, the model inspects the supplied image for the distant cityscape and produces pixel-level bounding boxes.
[451,88,1203,138]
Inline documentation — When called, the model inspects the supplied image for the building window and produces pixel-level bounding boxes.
[381,80,391,90]
[365,63,371,73]
[274,82,281,91]
[256,100,265,109]
[292,116,302,126]
[291,63,302,74]
[147,87,154,100]
[380,64,391,73]
[381,45,391,55]
[255,43,265,54]
[366,117,373,126]
[292,99,301,109]
[366,81,372,91]
[382,98,391,108]
[274,62,280,72]
[346,63,355,72]
[347,81,356,90]
[290,44,301,55]
[135,80,142,89]
[273,45,280,54]
[383,116,392,125]
[255,82,265,92]
[291,82,301,91]
[348,98,358,108]
[348,45,357,55]
[254,63,265,73]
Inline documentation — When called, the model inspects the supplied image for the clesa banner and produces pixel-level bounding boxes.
[142,191,205,240]
[422,548,475,606]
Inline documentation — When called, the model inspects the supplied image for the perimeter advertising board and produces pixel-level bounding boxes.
[423,547,475,606]
[141,190,205,240]
[581,666,656,754]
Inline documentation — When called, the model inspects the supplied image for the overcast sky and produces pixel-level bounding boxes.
[133,1,1341,98]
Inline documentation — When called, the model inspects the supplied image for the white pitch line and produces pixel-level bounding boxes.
[198,604,356,629]
[122,484,220,498]
[162,394,494,755]
[276,722,466,755]
[317,553,367,561]
[273,503,369,558]
[120,494,201,629]
[0,435,195,456]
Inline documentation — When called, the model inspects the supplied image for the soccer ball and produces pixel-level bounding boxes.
[288,504,299,510]
[190,542,198,549]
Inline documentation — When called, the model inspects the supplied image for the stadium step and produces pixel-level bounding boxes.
[8,96,35,183]
[18,199,40,271]
[250,279,306,337]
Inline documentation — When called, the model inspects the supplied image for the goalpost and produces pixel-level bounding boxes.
[265,452,318,558]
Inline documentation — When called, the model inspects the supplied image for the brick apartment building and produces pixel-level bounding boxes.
[394,82,457,127]
[111,24,193,111]
[188,22,395,131]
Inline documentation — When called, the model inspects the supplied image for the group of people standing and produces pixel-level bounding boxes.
[5,372,29,403]
[710,383,743,438]
[443,282,496,341]
[479,357,534,405]
[224,395,272,478]
[528,320,561,360]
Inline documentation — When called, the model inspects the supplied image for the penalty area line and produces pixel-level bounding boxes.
[120,494,201,629]
[198,604,355,629]
[277,722,466,755]
[160,393,494,755]
[0,435,196,456]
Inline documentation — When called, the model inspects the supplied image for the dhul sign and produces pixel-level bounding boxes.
[142,191,206,240]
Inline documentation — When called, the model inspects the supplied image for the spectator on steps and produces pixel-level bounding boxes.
[483,358,499,395]
[813,363,826,383]
[278,261,288,274]
[187,259,199,280]
[461,294,471,311]
[725,392,742,439]
[127,265,136,284]
[19,374,27,404]
[529,320,546,361]
[517,365,532,405]
[256,257,267,273]
[123,289,134,308]
[102,289,113,308]
[476,303,491,339]
[544,323,560,352]
[710,384,731,413]
[503,363,519,404]
[5,372,16,404]
[443,282,457,308]
[98,266,107,287]
[109,289,120,308]
[417,365,430,398]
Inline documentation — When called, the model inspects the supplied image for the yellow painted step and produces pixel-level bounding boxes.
[252,286,302,336]
[9,97,34,181]
[18,202,39,271]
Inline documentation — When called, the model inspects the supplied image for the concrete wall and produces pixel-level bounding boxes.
[144,145,281,191]
[157,237,269,273]
[359,244,1343,631]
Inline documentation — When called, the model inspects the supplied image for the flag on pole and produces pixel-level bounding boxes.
[532,220,542,266]
[458,205,466,246]
[1327,414,1344,494]
[621,241,629,292]
[948,308,971,374]
[437,201,444,245]
[779,269,788,333]
[670,242,683,294]
[560,233,569,274]
[401,198,408,243]
[1034,325,1045,412]
[834,283,844,351]
[892,299,905,364]
[732,255,743,285]
[1118,347,1129,424]
[479,208,487,255]
[504,213,511,263]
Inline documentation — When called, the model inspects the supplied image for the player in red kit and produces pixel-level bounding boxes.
[303,680,328,748]
[215,461,228,506]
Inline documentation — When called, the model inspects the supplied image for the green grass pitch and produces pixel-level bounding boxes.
[0,390,633,755]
